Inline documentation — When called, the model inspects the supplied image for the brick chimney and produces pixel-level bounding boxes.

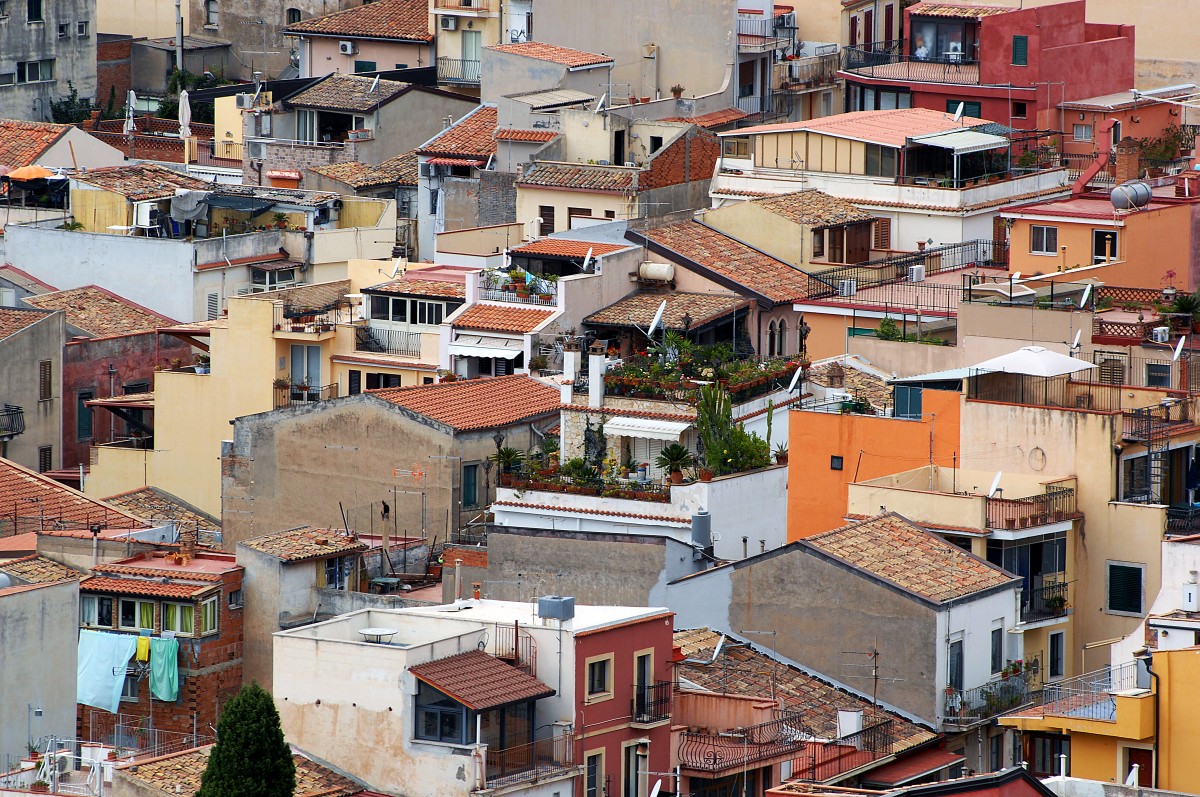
[1114,136,1141,184]
[178,525,197,560]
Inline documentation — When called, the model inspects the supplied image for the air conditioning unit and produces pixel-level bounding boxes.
[439,15,457,30]
[907,265,925,282]
[338,40,358,55]
[624,161,637,168]
[1151,326,1170,344]
[418,161,434,179]
[235,93,254,109]
[246,140,267,161]
[838,279,857,297]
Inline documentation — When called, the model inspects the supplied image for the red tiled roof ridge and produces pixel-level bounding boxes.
[559,404,694,422]
[284,0,433,41]
[488,42,613,68]
[419,106,499,159]
[510,239,629,257]
[92,562,227,581]
[369,375,561,431]
[80,575,218,599]
[493,500,692,523]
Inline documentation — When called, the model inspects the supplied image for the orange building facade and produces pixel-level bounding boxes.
[786,387,962,539]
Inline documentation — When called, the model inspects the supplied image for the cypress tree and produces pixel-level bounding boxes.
[196,684,295,797]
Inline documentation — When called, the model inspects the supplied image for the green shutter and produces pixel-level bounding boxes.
[1108,564,1142,613]
[1012,35,1028,66]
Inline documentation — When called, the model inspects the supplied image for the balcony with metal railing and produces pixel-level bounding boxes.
[437,57,481,84]
[356,325,423,357]
[840,45,981,85]
[1021,581,1070,624]
[186,139,245,168]
[774,53,839,93]
[0,404,25,439]
[678,711,808,772]
[944,668,1036,729]
[1001,662,1150,736]
[434,0,493,11]
[272,302,349,339]
[485,731,577,790]
[986,486,1078,532]
[274,382,339,409]
[631,681,672,725]
[737,17,791,53]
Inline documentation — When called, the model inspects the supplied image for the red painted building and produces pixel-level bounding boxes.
[76,539,243,749]
[840,0,1134,135]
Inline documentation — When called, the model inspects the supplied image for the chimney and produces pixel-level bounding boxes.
[1114,136,1141,184]
[472,581,482,599]
[178,524,197,559]
[454,557,464,599]
[587,341,607,408]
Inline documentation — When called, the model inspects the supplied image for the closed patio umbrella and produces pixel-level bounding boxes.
[178,89,191,139]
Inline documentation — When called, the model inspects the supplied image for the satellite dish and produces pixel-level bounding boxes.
[1011,271,1021,282]
[650,780,662,797]
[987,471,1003,498]
[1079,284,1092,309]
[647,300,667,337]
[1070,329,1081,353]
[593,93,607,114]
[1174,335,1187,361]
[787,366,803,393]
[369,74,380,94]
[952,102,964,123]
[581,247,594,273]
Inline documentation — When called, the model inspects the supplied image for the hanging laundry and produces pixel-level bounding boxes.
[1188,457,1200,491]
[149,637,180,702]
[136,636,151,662]
[77,630,138,714]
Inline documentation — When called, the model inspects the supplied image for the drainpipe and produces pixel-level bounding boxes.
[1135,646,1159,787]
[454,558,463,600]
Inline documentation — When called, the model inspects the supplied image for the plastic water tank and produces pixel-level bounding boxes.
[639,261,675,281]
[1111,181,1152,210]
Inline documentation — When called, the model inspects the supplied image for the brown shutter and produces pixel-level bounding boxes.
[873,217,892,250]
[38,360,52,401]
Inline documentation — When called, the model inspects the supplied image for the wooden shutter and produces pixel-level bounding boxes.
[883,3,894,42]
[1108,564,1142,613]
[849,15,858,47]
[37,445,53,473]
[873,217,891,250]
[206,292,220,320]
[1012,35,1028,66]
[38,360,52,401]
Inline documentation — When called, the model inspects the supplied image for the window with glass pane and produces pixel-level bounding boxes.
[586,753,603,797]
[121,674,139,701]
[990,627,1003,673]
[164,602,196,635]
[200,596,219,634]
[369,295,390,320]
[587,658,610,695]
[81,596,113,626]
[1030,225,1057,255]
[415,682,466,743]
[389,297,407,322]
[1049,631,1064,678]
[1108,563,1143,614]
[463,464,479,508]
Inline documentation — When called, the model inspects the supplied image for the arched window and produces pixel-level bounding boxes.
[777,318,788,355]
[286,7,302,24]
[767,320,777,357]
[205,0,219,26]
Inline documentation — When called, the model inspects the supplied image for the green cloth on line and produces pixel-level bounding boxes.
[149,636,179,701]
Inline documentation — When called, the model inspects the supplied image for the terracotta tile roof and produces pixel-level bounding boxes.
[211,184,341,209]
[0,265,56,294]
[258,279,351,310]
[372,375,561,430]
[0,458,146,531]
[452,303,555,333]
[419,106,498,160]
[661,108,749,129]
[586,291,747,330]
[284,0,432,41]
[731,107,990,148]
[194,252,291,273]
[410,650,556,710]
[488,42,613,69]
[510,239,629,258]
[493,500,692,524]
[287,73,412,113]
[494,128,558,143]
[25,285,176,337]
[747,190,875,227]
[93,561,227,581]
[0,120,70,169]
[81,575,216,599]
[366,277,465,298]
[331,353,439,370]
[309,151,418,189]
[675,628,935,747]
[909,1,1011,18]
[517,162,635,192]
[637,221,816,305]
[239,527,367,562]
[0,554,81,584]
[425,157,485,167]
[560,404,694,422]
[74,164,212,203]
[804,513,1017,603]
[808,359,892,410]
[0,308,48,340]
[118,745,366,797]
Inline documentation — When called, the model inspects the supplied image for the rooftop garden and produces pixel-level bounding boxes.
[603,335,806,404]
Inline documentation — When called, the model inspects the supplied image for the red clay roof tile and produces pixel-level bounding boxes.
[25,285,176,337]
[419,106,498,160]
[0,121,70,169]
[80,575,217,599]
[0,458,146,532]
[0,554,81,584]
[284,0,432,41]
[239,527,368,562]
[517,163,635,192]
[510,239,629,258]
[0,308,49,340]
[452,303,555,333]
[410,650,555,710]
[494,128,558,143]
[372,375,561,430]
[487,42,613,68]
[661,108,749,128]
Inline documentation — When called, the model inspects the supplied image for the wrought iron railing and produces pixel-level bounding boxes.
[737,17,791,50]
[0,404,25,437]
[840,45,981,85]
[486,732,576,789]
[986,486,1077,529]
[678,711,806,772]
[190,140,244,166]
[789,719,895,782]
[437,57,481,84]
[504,469,672,503]
[435,0,493,9]
[356,326,422,357]
[811,240,1006,300]
[1022,581,1070,623]
[273,304,341,333]
[775,53,839,90]
[944,670,1036,726]
[274,383,339,408]
[1024,662,1141,721]
[631,681,672,724]
[1167,506,1200,536]
[493,622,536,678]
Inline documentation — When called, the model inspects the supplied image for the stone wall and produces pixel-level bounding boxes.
[478,171,517,228]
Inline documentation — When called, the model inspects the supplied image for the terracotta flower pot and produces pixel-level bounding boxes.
[698,467,714,482]
[670,470,683,485]
[775,453,789,466]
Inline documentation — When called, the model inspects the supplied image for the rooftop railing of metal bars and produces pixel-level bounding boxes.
[1027,661,1142,721]
[986,485,1077,529]
[1089,353,1200,393]
[944,669,1036,726]
[1167,506,1200,537]
[437,57,481,84]
[962,274,1089,310]
[809,240,1006,300]
[678,711,807,772]
[632,681,672,724]
[788,719,895,782]
[273,302,347,333]
[274,383,339,409]
[967,371,1127,411]
[356,326,422,357]
[0,404,24,437]
[479,287,557,307]
[840,45,981,85]
[775,53,840,89]
[1021,580,1070,623]
[486,731,576,789]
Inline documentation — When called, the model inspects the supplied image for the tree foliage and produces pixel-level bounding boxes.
[695,384,770,475]
[196,683,295,797]
[50,81,95,124]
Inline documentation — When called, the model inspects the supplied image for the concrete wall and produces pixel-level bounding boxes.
[0,581,79,764]
[0,0,97,121]
[44,128,126,170]
[0,311,64,472]
[300,36,430,79]
[480,50,570,105]
[667,543,941,723]
[96,0,190,39]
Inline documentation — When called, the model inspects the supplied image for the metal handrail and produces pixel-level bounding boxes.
[678,711,806,771]
[0,404,25,437]
[631,681,672,723]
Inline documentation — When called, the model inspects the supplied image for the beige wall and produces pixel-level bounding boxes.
[435,223,525,255]
[702,202,809,266]
[306,37,430,76]
[71,187,129,233]
[97,0,190,39]
[754,130,866,174]
[516,185,633,232]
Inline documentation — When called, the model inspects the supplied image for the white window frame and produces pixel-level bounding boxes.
[119,598,155,631]
[205,0,218,26]
[120,673,139,702]
[81,595,113,627]
[1073,123,1092,142]
[199,595,219,635]
[162,601,196,637]
[1030,224,1058,256]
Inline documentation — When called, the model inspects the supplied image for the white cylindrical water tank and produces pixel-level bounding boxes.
[639,261,675,281]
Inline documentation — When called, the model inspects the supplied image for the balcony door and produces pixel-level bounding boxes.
[948,639,964,691]
[462,30,482,63]
[291,344,322,395]
[634,652,651,717]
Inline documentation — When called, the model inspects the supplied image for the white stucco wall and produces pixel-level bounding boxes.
[934,586,1023,725]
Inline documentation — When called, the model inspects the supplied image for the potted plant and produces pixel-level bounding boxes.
[492,447,525,484]
[1045,593,1068,611]
[26,742,40,760]
[272,212,289,229]
[697,456,715,482]
[773,443,788,466]
[670,83,685,99]
[1171,292,1200,331]
[194,353,210,374]
[31,780,50,793]
[528,354,549,374]
[655,443,695,485]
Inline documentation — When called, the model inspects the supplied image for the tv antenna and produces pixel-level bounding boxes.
[842,644,903,711]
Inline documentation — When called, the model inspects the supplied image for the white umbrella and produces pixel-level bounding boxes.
[122,90,137,135]
[178,89,191,139]
[971,346,1097,378]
